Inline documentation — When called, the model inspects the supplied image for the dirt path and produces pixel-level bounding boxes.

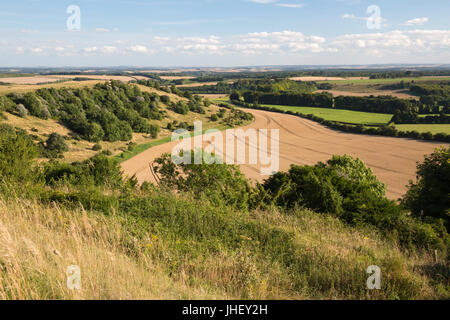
[121,109,448,199]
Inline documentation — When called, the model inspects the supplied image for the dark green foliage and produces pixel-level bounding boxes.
[153,151,254,211]
[243,91,333,108]
[92,143,102,151]
[262,155,448,250]
[402,147,450,229]
[160,95,170,104]
[44,133,69,158]
[0,124,38,182]
[171,101,189,115]
[43,154,125,188]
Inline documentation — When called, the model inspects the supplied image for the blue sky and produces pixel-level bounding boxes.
[0,0,449,67]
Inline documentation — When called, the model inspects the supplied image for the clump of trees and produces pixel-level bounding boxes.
[3,81,164,143]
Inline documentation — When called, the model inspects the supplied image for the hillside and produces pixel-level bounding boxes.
[0,191,445,299]
[0,80,251,163]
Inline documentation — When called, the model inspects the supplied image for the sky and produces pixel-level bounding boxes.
[0,0,449,67]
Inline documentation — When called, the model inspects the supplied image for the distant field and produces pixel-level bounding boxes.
[317,76,450,85]
[261,104,393,125]
[0,80,103,94]
[394,124,450,134]
[290,76,369,81]
[0,74,142,86]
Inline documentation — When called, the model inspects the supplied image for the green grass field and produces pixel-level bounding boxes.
[394,124,450,135]
[261,104,393,125]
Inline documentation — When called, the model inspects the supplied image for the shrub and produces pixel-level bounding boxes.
[45,133,69,157]
[16,104,28,117]
[92,143,102,151]
[402,147,450,230]
[0,124,38,183]
[153,151,254,211]
[160,95,170,104]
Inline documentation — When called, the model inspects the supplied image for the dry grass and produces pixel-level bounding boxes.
[0,193,445,300]
[0,197,224,300]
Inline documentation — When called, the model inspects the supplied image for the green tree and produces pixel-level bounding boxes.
[153,151,253,211]
[0,124,38,182]
[402,147,450,229]
[45,133,69,158]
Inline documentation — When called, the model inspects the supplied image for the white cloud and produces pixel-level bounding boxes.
[95,28,110,32]
[129,45,149,53]
[8,28,450,62]
[101,46,118,54]
[83,47,98,53]
[276,3,304,8]
[402,17,429,26]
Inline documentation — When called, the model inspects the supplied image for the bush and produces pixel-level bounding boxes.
[0,124,38,183]
[16,104,28,117]
[92,143,102,151]
[262,155,449,250]
[160,95,170,104]
[402,147,450,230]
[45,133,68,158]
[153,151,254,211]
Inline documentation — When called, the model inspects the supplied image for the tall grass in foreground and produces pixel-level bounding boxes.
[0,194,447,300]
[0,196,222,299]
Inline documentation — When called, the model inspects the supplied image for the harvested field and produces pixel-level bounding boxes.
[47,75,137,82]
[199,94,228,99]
[121,109,448,200]
[160,76,195,80]
[290,76,369,81]
[0,76,64,85]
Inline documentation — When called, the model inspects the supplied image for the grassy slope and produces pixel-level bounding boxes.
[0,194,444,300]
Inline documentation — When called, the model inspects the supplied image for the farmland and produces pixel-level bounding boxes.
[260,104,393,125]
